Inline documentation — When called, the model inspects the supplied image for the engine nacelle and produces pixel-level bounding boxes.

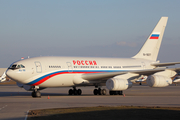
[146,75,172,87]
[106,78,132,91]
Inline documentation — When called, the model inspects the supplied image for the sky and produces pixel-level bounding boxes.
[0,0,180,68]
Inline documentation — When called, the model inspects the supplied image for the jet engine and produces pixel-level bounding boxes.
[146,75,172,87]
[106,78,132,91]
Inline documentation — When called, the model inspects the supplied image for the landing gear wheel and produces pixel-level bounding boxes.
[109,91,114,95]
[77,89,82,95]
[35,91,41,97]
[109,91,123,95]
[73,89,77,95]
[102,89,106,95]
[98,88,102,95]
[139,82,142,85]
[117,91,123,95]
[31,91,41,98]
[69,89,73,95]
[68,88,82,95]
[93,89,98,95]
[119,91,123,95]
[31,91,36,97]
[114,91,117,95]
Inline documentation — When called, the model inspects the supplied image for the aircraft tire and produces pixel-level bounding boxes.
[109,91,113,95]
[114,91,118,95]
[119,91,123,95]
[102,89,106,95]
[73,89,77,95]
[77,89,82,95]
[31,91,41,98]
[98,88,102,95]
[35,91,41,97]
[69,89,73,95]
[93,89,98,95]
[31,91,36,97]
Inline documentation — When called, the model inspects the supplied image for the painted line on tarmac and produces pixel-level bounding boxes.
[0,105,7,111]
[24,110,29,120]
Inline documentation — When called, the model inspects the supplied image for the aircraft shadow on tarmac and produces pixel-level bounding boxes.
[0,91,98,97]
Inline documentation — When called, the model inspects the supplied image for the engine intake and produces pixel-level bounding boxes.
[146,75,172,87]
[106,78,132,91]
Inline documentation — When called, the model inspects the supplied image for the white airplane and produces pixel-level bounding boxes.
[173,76,180,83]
[2,17,180,98]
[135,76,147,85]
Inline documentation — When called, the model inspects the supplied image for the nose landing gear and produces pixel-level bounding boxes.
[31,90,41,98]
[31,86,41,98]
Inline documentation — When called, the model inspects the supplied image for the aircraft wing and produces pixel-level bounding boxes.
[82,68,165,81]
[151,62,180,67]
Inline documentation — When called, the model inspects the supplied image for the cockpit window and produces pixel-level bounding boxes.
[10,64,17,69]
[9,64,25,70]
[21,64,25,68]
[17,65,21,68]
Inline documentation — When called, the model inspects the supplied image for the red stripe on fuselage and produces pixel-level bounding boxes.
[31,72,101,86]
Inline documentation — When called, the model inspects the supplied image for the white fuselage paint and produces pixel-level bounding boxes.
[6,56,154,87]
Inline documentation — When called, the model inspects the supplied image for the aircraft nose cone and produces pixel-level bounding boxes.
[6,69,21,82]
[6,69,28,84]
[6,69,15,79]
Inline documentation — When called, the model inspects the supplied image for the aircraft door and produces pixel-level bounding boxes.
[66,62,73,72]
[35,61,42,73]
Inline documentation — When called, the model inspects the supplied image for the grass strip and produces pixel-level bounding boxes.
[28,106,180,120]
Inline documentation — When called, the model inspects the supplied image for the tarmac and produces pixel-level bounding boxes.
[0,84,180,120]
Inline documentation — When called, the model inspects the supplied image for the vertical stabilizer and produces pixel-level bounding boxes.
[132,17,168,61]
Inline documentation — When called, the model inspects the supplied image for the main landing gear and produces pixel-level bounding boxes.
[93,88,106,95]
[68,87,82,95]
[109,91,123,95]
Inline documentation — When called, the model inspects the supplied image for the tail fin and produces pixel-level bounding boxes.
[132,17,168,61]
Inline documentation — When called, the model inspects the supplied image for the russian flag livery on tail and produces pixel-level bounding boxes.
[2,17,180,98]
[150,33,160,39]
